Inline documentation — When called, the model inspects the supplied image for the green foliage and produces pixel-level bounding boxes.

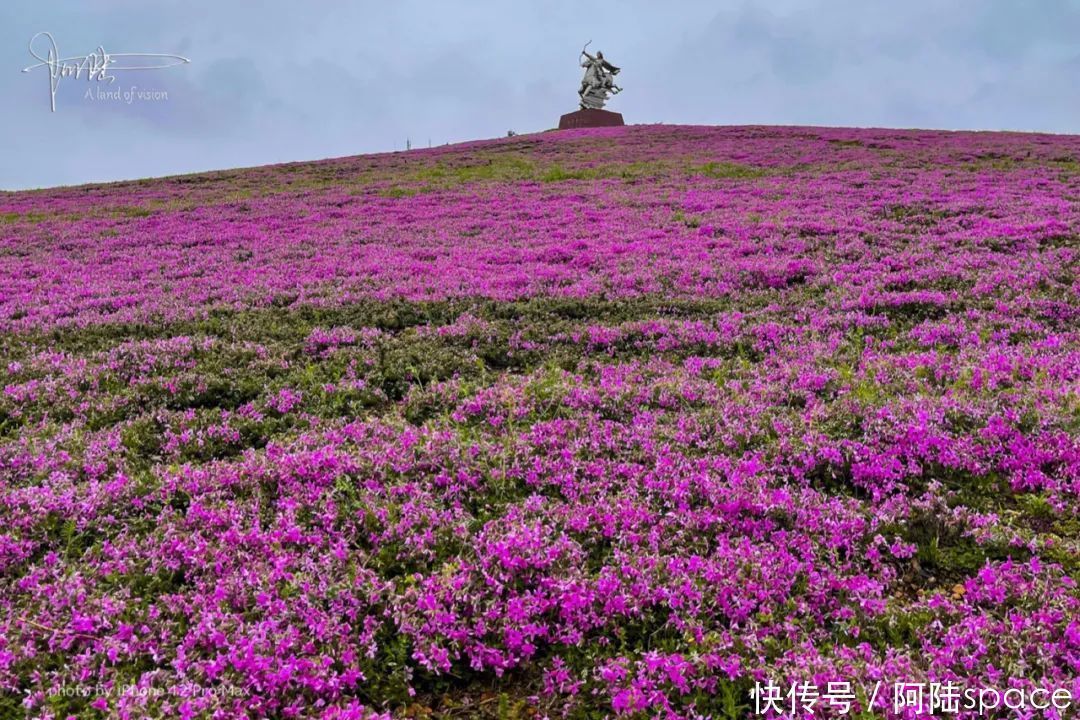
[413,155,538,185]
[380,186,421,198]
[0,211,49,224]
[671,209,702,228]
[690,161,766,179]
[859,606,935,650]
[540,165,603,182]
[113,205,154,218]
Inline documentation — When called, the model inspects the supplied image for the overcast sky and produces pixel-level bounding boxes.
[3,0,1080,190]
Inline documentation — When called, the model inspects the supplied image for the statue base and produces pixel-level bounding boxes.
[558,109,625,130]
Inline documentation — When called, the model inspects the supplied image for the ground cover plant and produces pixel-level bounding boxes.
[0,125,1078,718]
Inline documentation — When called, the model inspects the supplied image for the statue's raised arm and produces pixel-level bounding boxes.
[580,41,596,64]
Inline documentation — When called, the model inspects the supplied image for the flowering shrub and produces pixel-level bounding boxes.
[0,125,1078,718]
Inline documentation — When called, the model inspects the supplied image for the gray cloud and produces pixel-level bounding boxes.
[3,0,1080,189]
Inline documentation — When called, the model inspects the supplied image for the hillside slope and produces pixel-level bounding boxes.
[1,126,1079,718]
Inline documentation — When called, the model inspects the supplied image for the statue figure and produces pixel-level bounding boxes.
[578,42,621,110]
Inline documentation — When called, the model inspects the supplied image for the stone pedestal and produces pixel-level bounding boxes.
[558,109,625,130]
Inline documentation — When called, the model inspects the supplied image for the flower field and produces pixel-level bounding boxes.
[1,125,1079,718]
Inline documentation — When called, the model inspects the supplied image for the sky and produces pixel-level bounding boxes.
[3,0,1080,190]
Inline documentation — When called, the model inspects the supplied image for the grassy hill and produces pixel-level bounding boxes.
[1,125,1078,718]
